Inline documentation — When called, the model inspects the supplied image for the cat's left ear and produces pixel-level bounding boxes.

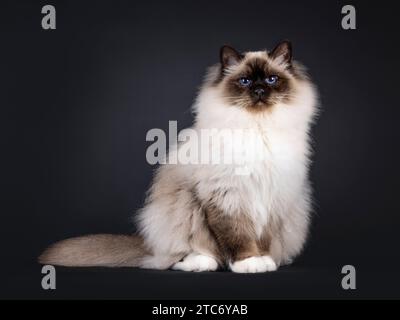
[270,40,292,67]
[220,45,242,69]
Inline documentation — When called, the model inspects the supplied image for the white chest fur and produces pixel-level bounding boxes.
[191,119,308,237]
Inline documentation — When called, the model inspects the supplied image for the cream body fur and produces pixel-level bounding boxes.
[40,44,318,273]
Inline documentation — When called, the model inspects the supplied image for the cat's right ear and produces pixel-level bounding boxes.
[220,45,242,69]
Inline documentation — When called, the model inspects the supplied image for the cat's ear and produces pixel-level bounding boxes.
[270,40,292,67]
[220,45,242,69]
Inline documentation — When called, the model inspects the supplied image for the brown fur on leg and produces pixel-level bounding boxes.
[204,203,264,264]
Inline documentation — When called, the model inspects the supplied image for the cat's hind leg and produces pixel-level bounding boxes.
[170,200,222,272]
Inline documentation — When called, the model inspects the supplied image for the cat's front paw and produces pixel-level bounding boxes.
[230,255,277,273]
[172,253,219,272]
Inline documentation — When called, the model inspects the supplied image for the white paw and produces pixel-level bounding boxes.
[172,253,218,272]
[230,255,277,273]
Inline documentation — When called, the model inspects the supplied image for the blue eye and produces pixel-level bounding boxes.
[239,77,252,86]
[265,75,278,85]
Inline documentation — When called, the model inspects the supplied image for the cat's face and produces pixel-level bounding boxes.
[218,41,300,112]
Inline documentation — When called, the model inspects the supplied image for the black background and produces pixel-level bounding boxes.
[1,0,400,299]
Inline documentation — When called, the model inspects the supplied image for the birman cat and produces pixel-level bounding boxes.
[39,41,318,273]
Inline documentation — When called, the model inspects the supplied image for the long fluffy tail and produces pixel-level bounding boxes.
[38,234,150,267]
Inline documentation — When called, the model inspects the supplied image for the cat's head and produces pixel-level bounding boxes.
[215,41,306,112]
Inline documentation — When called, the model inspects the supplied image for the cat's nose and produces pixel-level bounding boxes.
[254,88,265,97]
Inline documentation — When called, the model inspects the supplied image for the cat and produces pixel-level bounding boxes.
[39,41,318,273]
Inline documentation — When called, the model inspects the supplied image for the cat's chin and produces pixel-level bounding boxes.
[255,100,267,107]
[246,101,271,112]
